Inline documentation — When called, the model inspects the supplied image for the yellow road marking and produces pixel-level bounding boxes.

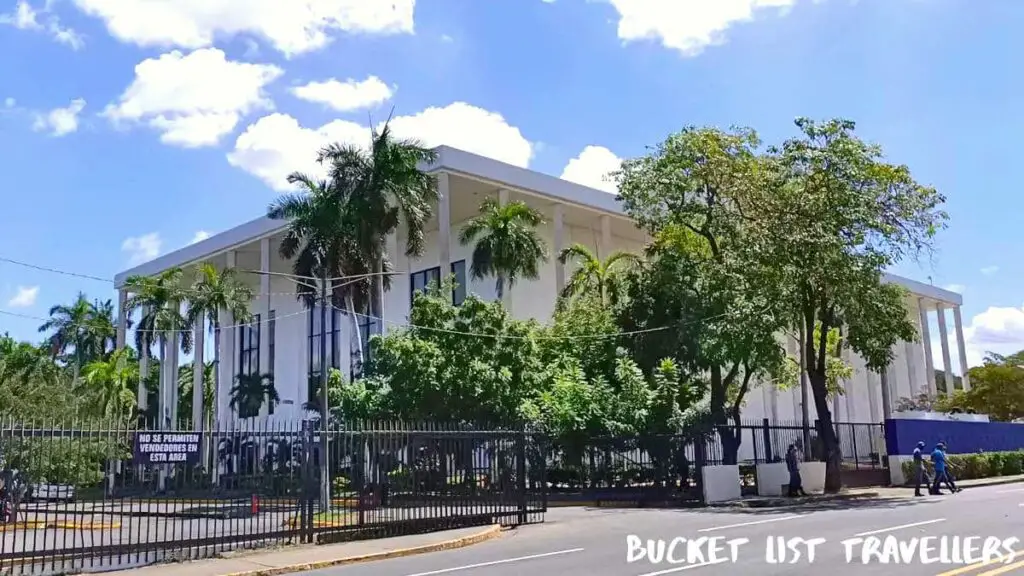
[936,551,1024,576]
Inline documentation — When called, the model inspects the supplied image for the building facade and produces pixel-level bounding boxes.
[113,146,970,434]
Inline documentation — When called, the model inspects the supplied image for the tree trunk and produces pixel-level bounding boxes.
[347,293,364,369]
[138,342,149,419]
[808,368,842,492]
[193,316,205,431]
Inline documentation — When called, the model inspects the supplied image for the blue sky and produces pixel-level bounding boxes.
[0,0,1020,368]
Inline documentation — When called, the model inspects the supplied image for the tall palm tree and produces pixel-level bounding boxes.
[38,292,107,379]
[89,298,119,357]
[317,120,439,332]
[177,361,215,430]
[558,243,640,307]
[230,372,278,419]
[268,173,370,370]
[459,197,548,301]
[124,268,192,429]
[81,347,138,425]
[186,263,253,429]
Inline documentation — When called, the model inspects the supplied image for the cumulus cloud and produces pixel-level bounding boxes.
[291,76,394,112]
[103,49,282,147]
[122,232,161,265]
[69,0,415,57]
[1,0,84,49]
[606,0,800,56]
[925,304,1024,372]
[32,98,86,136]
[981,265,999,276]
[7,286,39,308]
[228,102,533,191]
[191,230,211,244]
[560,145,622,193]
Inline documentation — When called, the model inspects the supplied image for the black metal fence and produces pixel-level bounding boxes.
[0,420,545,576]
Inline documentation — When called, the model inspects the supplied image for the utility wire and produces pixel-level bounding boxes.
[0,256,113,283]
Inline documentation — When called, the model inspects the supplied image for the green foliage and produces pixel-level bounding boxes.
[934,352,1024,421]
[230,372,279,419]
[557,243,639,307]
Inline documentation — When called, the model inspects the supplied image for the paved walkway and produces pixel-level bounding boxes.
[116,525,501,576]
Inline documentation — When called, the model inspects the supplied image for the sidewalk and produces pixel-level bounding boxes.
[720,474,1024,508]
[118,524,502,576]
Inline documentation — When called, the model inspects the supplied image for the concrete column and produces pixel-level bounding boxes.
[953,305,971,390]
[553,203,565,296]
[599,214,611,259]
[259,237,271,418]
[218,250,237,423]
[904,340,918,398]
[192,316,205,429]
[866,368,881,424]
[880,366,893,421]
[116,289,127,351]
[437,173,451,281]
[918,298,937,396]
[138,305,149,414]
[937,304,954,392]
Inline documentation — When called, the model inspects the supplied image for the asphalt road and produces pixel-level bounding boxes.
[308,483,1024,576]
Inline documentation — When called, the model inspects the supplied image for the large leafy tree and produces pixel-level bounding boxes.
[317,121,439,328]
[459,197,548,300]
[557,243,639,307]
[186,263,253,426]
[124,268,193,428]
[615,127,790,464]
[81,347,138,425]
[759,118,947,491]
[937,352,1024,421]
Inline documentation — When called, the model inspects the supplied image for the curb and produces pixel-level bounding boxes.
[220,524,503,576]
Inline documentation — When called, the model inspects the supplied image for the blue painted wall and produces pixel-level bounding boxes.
[885,418,1024,456]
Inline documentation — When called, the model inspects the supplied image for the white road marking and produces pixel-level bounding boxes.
[634,559,730,576]
[997,488,1024,494]
[696,515,802,533]
[402,548,585,576]
[852,518,946,537]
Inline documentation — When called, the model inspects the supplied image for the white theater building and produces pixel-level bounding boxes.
[113,146,971,439]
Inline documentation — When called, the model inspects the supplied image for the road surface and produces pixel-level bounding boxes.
[308,483,1024,576]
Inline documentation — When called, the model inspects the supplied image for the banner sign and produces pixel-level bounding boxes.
[134,432,201,464]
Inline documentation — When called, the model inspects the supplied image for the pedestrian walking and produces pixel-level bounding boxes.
[939,443,962,493]
[912,441,930,496]
[786,444,807,497]
[930,442,958,495]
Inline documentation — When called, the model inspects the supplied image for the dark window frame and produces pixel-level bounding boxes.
[410,261,468,306]
[236,313,261,379]
[267,310,276,415]
[307,305,342,404]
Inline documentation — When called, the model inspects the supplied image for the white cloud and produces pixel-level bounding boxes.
[1,1,84,49]
[291,76,395,112]
[69,0,415,57]
[104,48,282,147]
[927,305,1024,372]
[607,0,799,57]
[122,232,161,265]
[560,145,622,193]
[32,98,86,136]
[981,265,999,276]
[4,97,15,108]
[943,284,965,294]
[228,102,533,191]
[191,230,211,244]
[7,286,39,308]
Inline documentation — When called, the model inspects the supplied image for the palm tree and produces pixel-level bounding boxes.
[317,120,439,332]
[124,268,192,429]
[229,372,278,419]
[268,173,370,371]
[177,362,215,430]
[38,292,108,379]
[558,243,640,307]
[186,263,253,429]
[89,298,119,357]
[81,348,138,425]
[459,197,548,301]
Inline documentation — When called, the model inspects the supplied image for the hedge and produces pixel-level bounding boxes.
[901,450,1024,484]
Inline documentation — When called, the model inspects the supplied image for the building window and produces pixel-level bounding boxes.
[237,314,260,378]
[307,305,342,404]
[410,266,441,305]
[267,310,276,415]
[451,260,467,306]
[352,307,375,379]
[410,262,468,306]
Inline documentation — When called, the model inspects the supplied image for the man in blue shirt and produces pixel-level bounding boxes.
[912,441,929,496]
[930,442,958,494]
